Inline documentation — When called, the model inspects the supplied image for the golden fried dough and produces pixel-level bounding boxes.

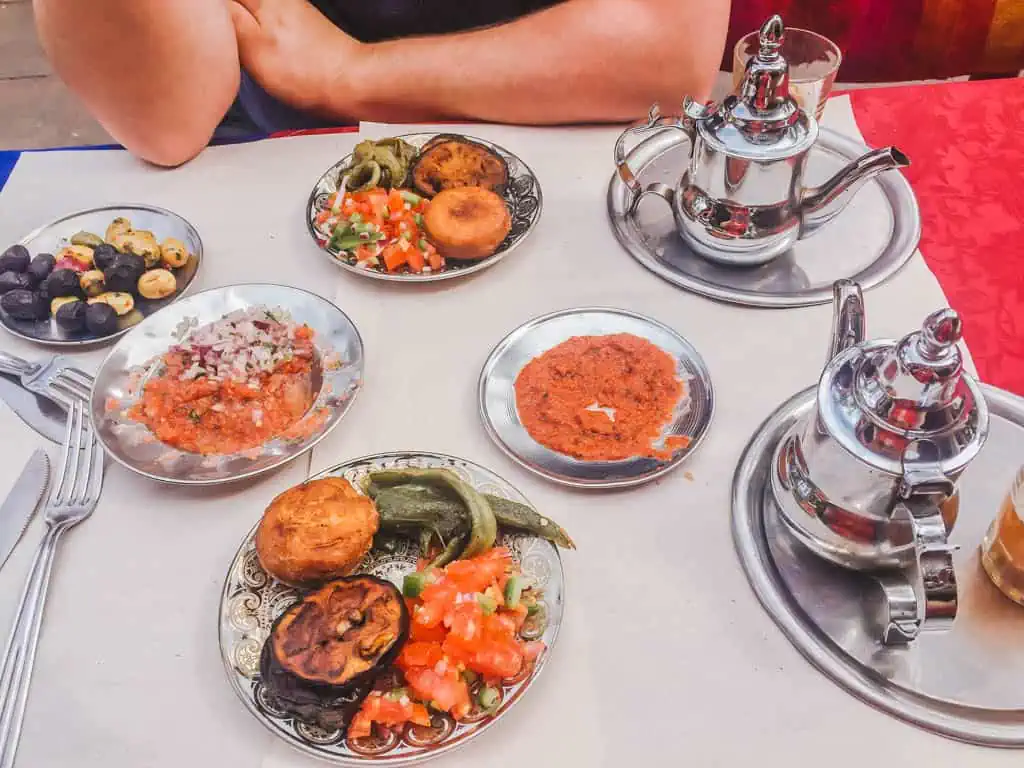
[256,477,379,586]
[423,186,512,261]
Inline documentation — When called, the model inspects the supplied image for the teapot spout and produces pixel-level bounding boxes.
[801,146,910,237]
[828,279,865,362]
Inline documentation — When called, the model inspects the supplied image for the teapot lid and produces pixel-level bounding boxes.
[819,308,989,478]
[702,15,816,158]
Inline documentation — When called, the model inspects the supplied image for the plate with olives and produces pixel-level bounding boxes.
[0,204,203,346]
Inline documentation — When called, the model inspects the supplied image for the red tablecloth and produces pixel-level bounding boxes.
[850,78,1024,397]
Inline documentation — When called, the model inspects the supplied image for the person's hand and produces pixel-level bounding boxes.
[228,0,362,113]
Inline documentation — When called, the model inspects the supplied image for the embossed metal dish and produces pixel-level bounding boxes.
[479,307,714,488]
[306,133,542,282]
[89,283,364,486]
[218,451,565,765]
[608,128,921,308]
[0,204,203,346]
[732,384,1024,747]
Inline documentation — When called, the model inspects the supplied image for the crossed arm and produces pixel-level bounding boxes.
[34,0,729,166]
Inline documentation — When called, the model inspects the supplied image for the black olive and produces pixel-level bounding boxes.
[43,268,83,299]
[103,253,145,293]
[0,245,30,273]
[55,299,87,332]
[84,302,118,335]
[92,244,119,271]
[26,253,55,286]
[0,271,32,294]
[1,289,49,321]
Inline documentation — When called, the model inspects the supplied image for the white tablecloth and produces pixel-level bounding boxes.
[0,97,1013,768]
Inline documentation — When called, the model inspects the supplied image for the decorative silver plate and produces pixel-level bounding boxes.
[0,204,203,346]
[218,452,565,765]
[89,283,364,485]
[478,307,714,488]
[608,128,921,308]
[732,384,1024,746]
[306,133,542,282]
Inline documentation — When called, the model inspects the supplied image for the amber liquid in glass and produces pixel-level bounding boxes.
[981,490,1024,606]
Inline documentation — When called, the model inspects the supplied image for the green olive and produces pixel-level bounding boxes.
[159,237,189,268]
[136,268,176,300]
[79,269,105,297]
[104,217,132,244]
[70,231,104,248]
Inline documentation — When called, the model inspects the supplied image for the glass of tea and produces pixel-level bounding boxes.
[732,27,841,121]
[981,466,1024,606]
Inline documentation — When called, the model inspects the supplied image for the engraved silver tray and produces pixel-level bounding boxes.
[608,128,921,308]
[732,384,1024,746]
[219,452,565,765]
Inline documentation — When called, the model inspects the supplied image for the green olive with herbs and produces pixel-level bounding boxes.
[79,269,106,297]
[104,217,132,244]
[137,269,176,300]
[70,231,104,248]
[159,237,189,268]
[88,291,135,316]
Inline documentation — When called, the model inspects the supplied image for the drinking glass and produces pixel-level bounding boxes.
[732,27,841,121]
[981,465,1024,606]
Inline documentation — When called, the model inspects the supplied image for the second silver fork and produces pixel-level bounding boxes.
[0,400,104,768]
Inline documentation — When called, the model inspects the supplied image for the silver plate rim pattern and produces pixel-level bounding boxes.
[89,282,364,486]
[731,383,1024,747]
[1,203,204,347]
[607,127,922,308]
[478,306,715,489]
[305,133,543,283]
[218,450,565,766]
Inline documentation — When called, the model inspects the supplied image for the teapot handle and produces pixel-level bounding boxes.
[614,104,686,215]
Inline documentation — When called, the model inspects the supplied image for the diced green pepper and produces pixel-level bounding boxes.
[504,576,523,609]
[477,686,500,713]
[403,572,428,598]
[476,593,497,616]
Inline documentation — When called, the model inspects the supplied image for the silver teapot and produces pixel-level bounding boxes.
[614,15,910,267]
[770,280,989,643]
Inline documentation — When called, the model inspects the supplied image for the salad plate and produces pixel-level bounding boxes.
[306,133,542,282]
[0,204,203,346]
[218,451,565,765]
[478,306,714,488]
[89,283,364,485]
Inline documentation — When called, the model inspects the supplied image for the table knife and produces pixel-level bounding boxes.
[0,449,50,571]
[0,377,66,444]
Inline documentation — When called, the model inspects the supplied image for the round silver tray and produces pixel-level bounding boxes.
[1,204,203,346]
[218,451,564,766]
[608,128,921,308]
[732,384,1024,747]
[306,133,542,283]
[478,307,714,488]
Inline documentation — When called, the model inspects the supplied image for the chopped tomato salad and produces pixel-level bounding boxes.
[316,188,443,275]
[345,547,545,741]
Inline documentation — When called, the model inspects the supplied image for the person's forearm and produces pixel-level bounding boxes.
[34,0,239,165]
[336,0,728,124]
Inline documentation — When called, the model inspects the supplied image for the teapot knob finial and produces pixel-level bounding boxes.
[758,15,785,58]
[920,308,963,355]
[900,308,964,385]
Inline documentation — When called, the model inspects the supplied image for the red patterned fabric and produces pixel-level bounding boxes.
[850,79,1024,396]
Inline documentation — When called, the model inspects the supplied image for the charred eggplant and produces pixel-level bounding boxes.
[411,138,508,198]
[260,575,409,729]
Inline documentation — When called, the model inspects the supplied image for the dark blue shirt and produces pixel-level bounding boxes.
[226,0,562,135]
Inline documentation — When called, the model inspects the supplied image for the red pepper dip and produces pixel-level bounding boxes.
[514,333,690,461]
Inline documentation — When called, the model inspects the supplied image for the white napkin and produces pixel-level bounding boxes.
[263,101,1012,768]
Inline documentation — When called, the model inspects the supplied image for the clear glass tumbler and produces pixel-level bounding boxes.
[981,466,1024,606]
[732,27,841,121]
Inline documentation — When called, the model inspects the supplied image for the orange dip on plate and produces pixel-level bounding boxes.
[514,333,690,461]
[128,308,318,455]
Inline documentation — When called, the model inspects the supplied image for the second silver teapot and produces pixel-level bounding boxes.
[771,279,989,643]
[614,15,909,266]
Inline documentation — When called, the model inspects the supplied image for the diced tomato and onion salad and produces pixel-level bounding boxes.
[347,546,546,741]
[316,188,443,275]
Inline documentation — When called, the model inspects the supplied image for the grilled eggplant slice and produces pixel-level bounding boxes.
[411,139,509,198]
[270,575,408,688]
[261,575,408,729]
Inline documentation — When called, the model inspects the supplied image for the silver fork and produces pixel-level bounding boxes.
[0,400,104,768]
[0,351,94,405]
